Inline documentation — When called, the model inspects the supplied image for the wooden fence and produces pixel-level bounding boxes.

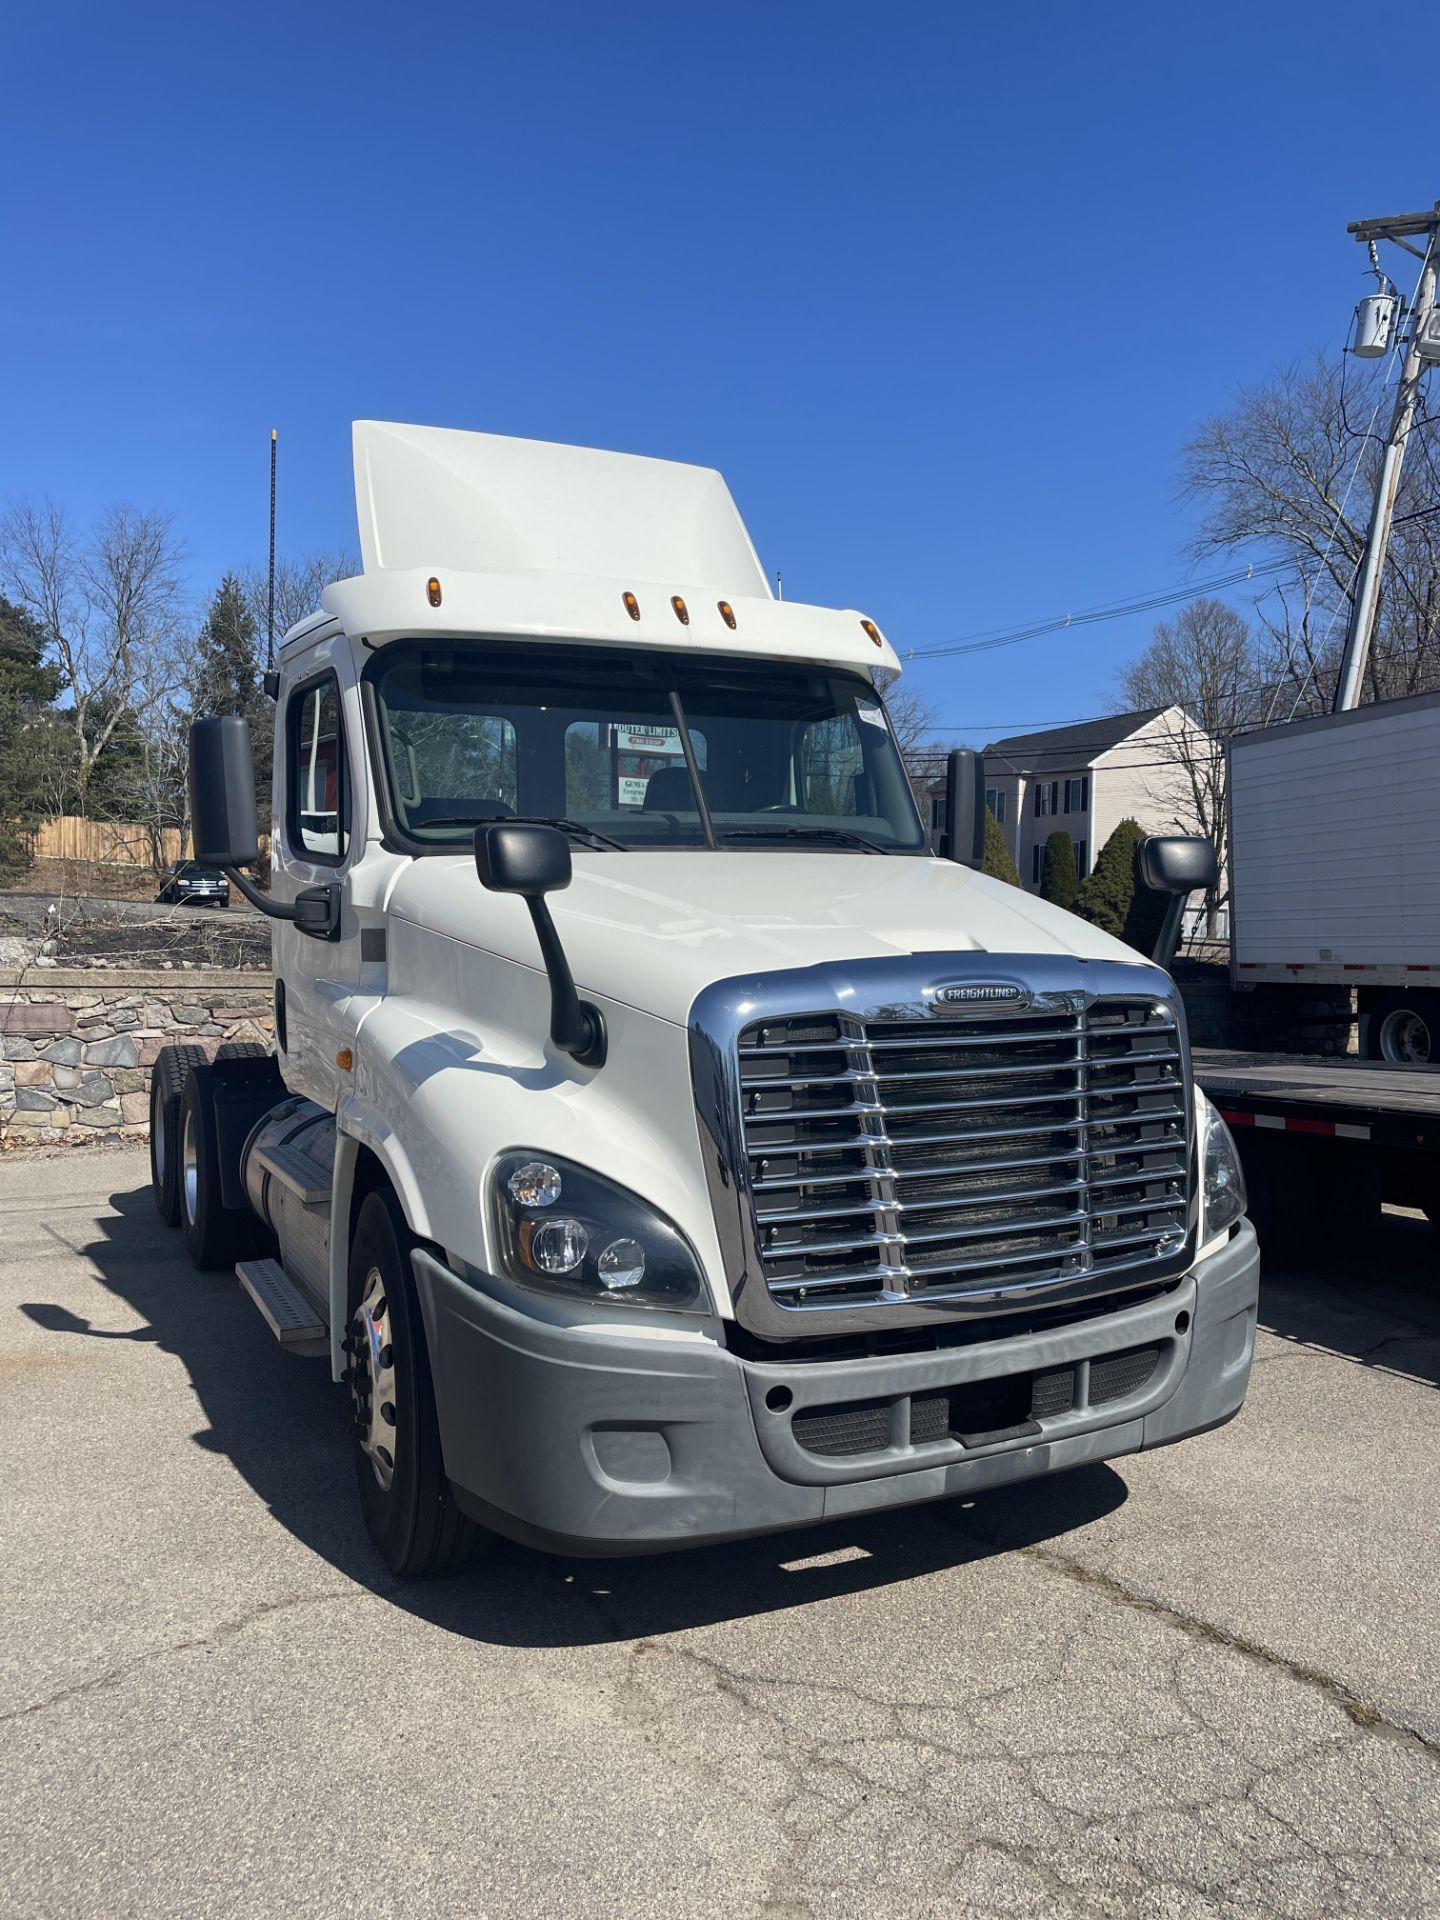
[27,817,271,869]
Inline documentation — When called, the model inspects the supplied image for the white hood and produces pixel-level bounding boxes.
[387,852,1156,1026]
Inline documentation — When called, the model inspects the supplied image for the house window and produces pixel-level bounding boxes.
[1033,780,1058,818]
[930,794,943,831]
[1064,776,1089,813]
[1074,839,1087,878]
[1031,844,1042,885]
[985,787,1006,824]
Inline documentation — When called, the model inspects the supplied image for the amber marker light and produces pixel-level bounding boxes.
[717,601,736,629]
[426,577,443,607]
[335,1048,354,1071]
[671,596,689,625]
[860,618,883,647]
[622,591,641,620]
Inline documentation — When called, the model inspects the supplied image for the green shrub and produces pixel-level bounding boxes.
[1040,829,1077,909]
[981,809,1021,887]
[1074,816,1167,955]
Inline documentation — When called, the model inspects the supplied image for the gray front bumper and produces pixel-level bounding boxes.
[412,1221,1259,1557]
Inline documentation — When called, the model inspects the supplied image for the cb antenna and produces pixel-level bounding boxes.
[266,429,278,672]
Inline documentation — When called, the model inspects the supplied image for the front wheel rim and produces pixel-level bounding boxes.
[1379,1007,1432,1064]
[181,1106,198,1223]
[349,1265,398,1491]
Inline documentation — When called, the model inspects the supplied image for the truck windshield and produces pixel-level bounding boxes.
[367,641,928,853]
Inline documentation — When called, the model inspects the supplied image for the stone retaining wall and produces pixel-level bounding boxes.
[0,971,274,1147]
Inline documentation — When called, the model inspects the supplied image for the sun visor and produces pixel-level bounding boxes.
[352,421,770,596]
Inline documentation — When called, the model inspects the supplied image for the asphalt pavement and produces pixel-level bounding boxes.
[2,1149,1437,1920]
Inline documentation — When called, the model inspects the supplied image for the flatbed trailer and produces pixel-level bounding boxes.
[1193,1048,1440,1248]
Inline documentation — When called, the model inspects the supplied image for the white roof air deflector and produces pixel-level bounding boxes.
[352,421,770,596]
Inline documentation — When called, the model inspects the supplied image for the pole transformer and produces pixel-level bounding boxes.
[1333,203,1440,713]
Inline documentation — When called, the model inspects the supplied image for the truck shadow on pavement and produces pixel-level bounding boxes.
[1256,1211,1440,1390]
[23,1175,1143,1649]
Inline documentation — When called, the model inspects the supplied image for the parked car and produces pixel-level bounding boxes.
[155,861,230,908]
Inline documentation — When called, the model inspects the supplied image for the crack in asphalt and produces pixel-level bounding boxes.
[0,1589,358,1728]
[573,1514,1440,1918]
[996,1538,1440,1759]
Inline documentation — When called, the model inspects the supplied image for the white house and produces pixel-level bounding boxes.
[960,706,1212,893]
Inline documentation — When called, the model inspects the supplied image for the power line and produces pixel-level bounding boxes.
[902,561,1293,662]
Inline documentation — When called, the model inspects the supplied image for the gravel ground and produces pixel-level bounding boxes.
[0,889,269,970]
[1,1151,1436,1920]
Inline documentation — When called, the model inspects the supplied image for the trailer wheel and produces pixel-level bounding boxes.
[346,1187,480,1577]
[149,1043,210,1227]
[1360,989,1440,1065]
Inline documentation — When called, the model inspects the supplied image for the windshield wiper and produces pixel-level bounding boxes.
[413,813,628,851]
[719,825,887,854]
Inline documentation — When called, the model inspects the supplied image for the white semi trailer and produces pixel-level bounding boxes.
[1230,692,1440,1063]
[1188,692,1440,1247]
[152,421,1258,1574]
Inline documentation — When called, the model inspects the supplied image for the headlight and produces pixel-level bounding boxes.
[1199,1095,1247,1241]
[490,1151,712,1312]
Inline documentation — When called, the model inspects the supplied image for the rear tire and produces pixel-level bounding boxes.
[149,1043,209,1227]
[346,1187,480,1577]
[179,1065,231,1270]
[178,1064,269,1270]
[1360,989,1440,1065]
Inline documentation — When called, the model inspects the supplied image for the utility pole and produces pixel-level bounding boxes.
[1333,203,1440,712]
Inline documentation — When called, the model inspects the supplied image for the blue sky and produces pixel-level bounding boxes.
[2,1,1432,741]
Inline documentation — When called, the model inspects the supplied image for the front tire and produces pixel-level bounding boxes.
[346,1188,480,1577]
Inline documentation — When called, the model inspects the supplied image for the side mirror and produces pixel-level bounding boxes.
[1138,834,1218,969]
[942,747,986,869]
[189,715,260,867]
[474,824,605,1068]
[186,716,341,942]
[475,820,572,896]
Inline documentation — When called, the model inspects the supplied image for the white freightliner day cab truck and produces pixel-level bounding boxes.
[151,422,1259,1575]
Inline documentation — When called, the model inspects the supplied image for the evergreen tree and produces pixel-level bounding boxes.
[980,808,1022,887]
[1040,829,1078,909]
[0,594,68,879]
[1073,817,1168,955]
[192,575,272,827]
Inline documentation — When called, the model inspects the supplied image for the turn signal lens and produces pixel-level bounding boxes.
[671,595,689,625]
[335,1048,353,1071]
[717,601,736,629]
[860,618,883,647]
[622,591,640,621]
[426,576,443,607]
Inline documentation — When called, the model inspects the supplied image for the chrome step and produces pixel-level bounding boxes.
[236,1258,328,1353]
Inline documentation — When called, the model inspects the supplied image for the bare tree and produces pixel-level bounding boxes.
[240,549,359,655]
[1182,353,1440,711]
[879,679,945,795]
[1117,597,1260,935]
[0,500,187,803]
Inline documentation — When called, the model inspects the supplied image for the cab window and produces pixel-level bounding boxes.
[288,675,347,862]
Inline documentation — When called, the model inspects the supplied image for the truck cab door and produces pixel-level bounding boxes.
[272,661,360,1110]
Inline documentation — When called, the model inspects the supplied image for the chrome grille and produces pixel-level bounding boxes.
[737,997,1191,1312]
